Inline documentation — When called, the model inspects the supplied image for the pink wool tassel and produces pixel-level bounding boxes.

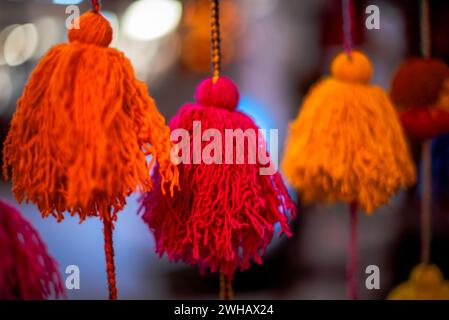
[0,199,64,299]
[140,77,296,278]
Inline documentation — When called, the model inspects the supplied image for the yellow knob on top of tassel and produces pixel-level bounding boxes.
[410,264,444,287]
[331,51,373,84]
[387,264,449,300]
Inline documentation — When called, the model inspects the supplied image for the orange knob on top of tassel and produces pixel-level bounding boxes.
[331,51,373,84]
[68,12,112,47]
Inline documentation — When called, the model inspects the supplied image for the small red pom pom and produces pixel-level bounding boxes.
[400,107,449,139]
[390,58,449,139]
[68,12,112,47]
[391,58,449,110]
[195,77,240,111]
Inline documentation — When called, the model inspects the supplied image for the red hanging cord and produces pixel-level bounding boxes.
[342,0,354,58]
[420,0,431,58]
[342,0,357,299]
[210,0,233,298]
[419,0,432,266]
[103,217,118,300]
[421,140,432,265]
[347,202,358,300]
[92,0,101,13]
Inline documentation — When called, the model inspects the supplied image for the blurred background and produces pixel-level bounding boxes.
[1,0,449,299]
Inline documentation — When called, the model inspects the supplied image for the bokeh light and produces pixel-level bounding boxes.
[4,24,38,67]
[122,0,182,41]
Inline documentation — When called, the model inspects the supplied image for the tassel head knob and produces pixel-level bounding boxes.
[410,264,444,287]
[391,58,449,108]
[68,12,112,47]
[331,51,373,84]
[195,77,240,111]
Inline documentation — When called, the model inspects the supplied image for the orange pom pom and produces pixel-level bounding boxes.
[68,12,112,47]
[2,12,178,222]
[331,51,373,84]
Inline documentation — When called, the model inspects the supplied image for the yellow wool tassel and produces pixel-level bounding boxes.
[388,264,449,300]
[281,51,416,213]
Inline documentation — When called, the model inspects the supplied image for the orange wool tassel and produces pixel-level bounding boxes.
[2,11,178,299]
[281,51,416,213]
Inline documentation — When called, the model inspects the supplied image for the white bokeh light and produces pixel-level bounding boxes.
[4,24,39,67]
[122,0,182,41]
[52,0,82,4]
[33,16,61,58]
[0,25,19,66]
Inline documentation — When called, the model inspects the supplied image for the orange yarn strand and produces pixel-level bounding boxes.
[210,0,221,82]
[219,272,226,300]
[226,277,234,300]
[219,272,233,300]
[419,0,432,266]
[103,216,117,300]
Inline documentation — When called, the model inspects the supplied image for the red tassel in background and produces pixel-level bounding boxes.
[0,199,64,299]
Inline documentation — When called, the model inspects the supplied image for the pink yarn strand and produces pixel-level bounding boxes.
[420,0,431,58]
[420,141,432,264]
[347,202,358,300]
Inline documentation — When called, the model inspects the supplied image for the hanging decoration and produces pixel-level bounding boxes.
[388,0,449,299]
[0,199,64,300]
[181,0,239,74]
[2,1,178,300]
[281,0,415,299]
[388,264,449,300]
[391,58,449,139]
[140,0,296,300]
